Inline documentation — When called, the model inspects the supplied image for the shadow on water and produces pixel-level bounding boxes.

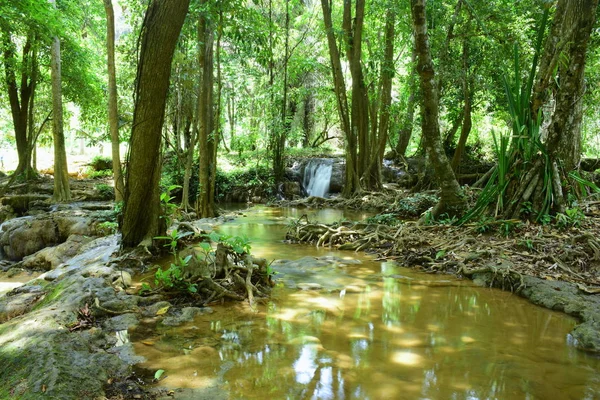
[132,206,600,399]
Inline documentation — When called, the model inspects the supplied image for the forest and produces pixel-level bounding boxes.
[1,0,600,399]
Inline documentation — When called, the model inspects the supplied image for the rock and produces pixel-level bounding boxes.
[297,282,323,291]
[21,234,94,271]
[281,181,302,199]
[103,314,140,332]
[0,212,95,261]
[111,271,133,290]
[142,301,172,317]
[0,194,51,215]
[162,307,213,326]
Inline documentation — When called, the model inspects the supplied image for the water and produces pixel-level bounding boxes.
[303,159,333,198]
[132,207,600,399]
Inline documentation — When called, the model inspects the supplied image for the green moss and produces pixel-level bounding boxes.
[31,280,68,311]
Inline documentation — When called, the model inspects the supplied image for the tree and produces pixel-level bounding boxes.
[410,0,465,218]
[196,0,216,218]
[49,0,70,202]
[1,29,38,180]
[121,0,190,247]
[103,0,125,202]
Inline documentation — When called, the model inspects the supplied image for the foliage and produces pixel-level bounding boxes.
[160,185,182,227]
[95,183,114,199]
[366,213,400,226]
[216,163,275,201]
[555,208,585,230]
[89,156,113,172]
[153,229,196,294]
[96,221,118,236]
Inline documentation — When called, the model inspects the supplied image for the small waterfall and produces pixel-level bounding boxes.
[303,159,333,198]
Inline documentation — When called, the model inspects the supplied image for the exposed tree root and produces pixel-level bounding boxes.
[286,214,600,289]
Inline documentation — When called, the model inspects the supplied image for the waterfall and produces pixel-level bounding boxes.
[303,159,333,198]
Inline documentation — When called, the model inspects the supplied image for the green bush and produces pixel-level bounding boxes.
[95,183,114,199]
[89,155,113,171]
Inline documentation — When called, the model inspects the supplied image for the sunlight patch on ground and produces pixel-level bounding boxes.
[0,281,24,296]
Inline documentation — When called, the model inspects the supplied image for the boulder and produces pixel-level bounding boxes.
[0,212,95,261]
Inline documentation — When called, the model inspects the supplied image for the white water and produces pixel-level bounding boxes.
[303,159,333,198]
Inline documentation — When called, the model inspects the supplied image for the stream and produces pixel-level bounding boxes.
[132,206,600,399]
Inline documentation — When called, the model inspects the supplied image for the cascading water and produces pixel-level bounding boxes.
[303,158,333,198]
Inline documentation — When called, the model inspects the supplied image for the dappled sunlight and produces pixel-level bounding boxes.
[391,351,424,366]
[130,211,600,399]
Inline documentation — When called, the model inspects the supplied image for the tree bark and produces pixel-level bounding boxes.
[395,45,417,158]
[411,0,465,218]
[122,0,190,247]
[1,30,37,179]
[196,4,216,218]
[545,0,598,171]
[104,0,125,202]
[450,39,472,172]
[365,10,395,188]
[49,0,71,202]
[321,0,359,196]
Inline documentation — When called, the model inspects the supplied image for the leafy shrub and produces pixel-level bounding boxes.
[96,221,118,236]
[95,183,114,199]
[88,169,113,179]
[556,207,585,229]
[366,213,400,226]
[89,155,113,171]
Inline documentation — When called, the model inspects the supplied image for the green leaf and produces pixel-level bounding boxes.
[154,369,165,381]
[208,231,222,243]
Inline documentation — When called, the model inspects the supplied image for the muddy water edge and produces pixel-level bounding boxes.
[132,206,600,399]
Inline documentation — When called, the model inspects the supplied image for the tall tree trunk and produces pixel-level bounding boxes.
[1,30,36,179]
[122,0,190,247]
[499,0,598,220]
[365,10,395,188]
[395,45,417,158]
[546,0,597,171]
[450,39,472,172]
[49,0,71,202]
[411,0,465,218]
[196,5,216,218]
[209,8,224,214]
[302,91,314,148]
[227,87,235,150]
[104,0,125,202]
[321,0,359,196]
[344,0,370,190]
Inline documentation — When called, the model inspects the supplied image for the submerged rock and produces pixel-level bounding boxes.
[162,306,214,327]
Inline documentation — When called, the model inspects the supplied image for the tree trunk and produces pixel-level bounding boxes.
[502,0,598,219]
[395,46,417,158]
[1,30,37,179]
[451,39,472,172]
[121,0,190,247]
[49,0,71,202]
[321,0,359,196]
[365,10,395,189]
[411,0,465,218]
[546,0,597,171]
[302,91,314,148]
[196,4,216,218]
[104,0,125,202]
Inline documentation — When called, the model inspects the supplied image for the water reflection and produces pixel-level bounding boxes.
[132,207,600,399]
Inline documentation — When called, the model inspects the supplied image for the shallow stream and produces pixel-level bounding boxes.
[132,206,600,399]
